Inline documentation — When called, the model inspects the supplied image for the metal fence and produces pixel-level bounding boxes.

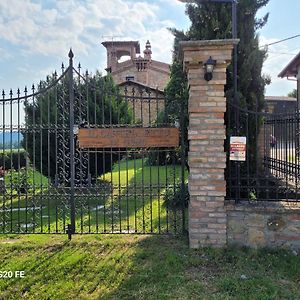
[226,100,300,202]
[0,51,188,236]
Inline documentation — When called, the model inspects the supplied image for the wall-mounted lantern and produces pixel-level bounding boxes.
[204,56,216,81]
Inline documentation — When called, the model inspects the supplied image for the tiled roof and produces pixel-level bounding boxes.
[118,80,165,93]
[278,51,300,78]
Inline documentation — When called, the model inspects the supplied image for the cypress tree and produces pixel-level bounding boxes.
[168,0,270,117]
[165,0,270,174]
[288,89,297,98]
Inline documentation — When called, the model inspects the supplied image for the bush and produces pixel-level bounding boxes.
[163,182,189,210]
[0,151,27,170]
[5,168,29,193]
[4,167,48,193]
[146,148,182,166]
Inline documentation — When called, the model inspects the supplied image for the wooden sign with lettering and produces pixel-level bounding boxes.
[78,128,179,148]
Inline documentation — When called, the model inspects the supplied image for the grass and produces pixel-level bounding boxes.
[1,159,188,234]
[0,234,299,299]
[288,155,298,163]
[1,148,25,153]
[4,167,49,194]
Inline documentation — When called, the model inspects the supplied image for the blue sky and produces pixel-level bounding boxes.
[0,0,299,97]
[258,0,300,96]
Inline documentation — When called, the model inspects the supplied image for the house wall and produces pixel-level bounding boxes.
[128,98,165,126]
[119,83,165,126]
[147,67,170,90]
[111,62,169,91]
[111,66,140,86]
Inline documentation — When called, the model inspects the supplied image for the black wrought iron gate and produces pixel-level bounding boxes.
[0,51,188,236]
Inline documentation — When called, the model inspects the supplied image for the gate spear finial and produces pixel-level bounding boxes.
[68,48,74,59]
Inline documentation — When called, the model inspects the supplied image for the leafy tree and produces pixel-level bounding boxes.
[22,72,132,185]
[288,89,297,98]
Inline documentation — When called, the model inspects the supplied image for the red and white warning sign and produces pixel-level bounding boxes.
[230,136,246,161]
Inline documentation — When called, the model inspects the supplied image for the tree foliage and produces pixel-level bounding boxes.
[22,72,132,183]
[288,89,297,98]
[165,0,270,174]
[169,0,270,114]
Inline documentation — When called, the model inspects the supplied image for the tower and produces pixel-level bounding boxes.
[143,40,152,60]
[101,41,140,73]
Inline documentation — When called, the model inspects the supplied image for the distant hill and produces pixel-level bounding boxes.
[0,132,23,149]
[0,132,23,142]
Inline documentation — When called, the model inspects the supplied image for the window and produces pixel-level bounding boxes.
[126,75,134,81]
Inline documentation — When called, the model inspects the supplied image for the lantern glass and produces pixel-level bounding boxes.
[206,64,214,74]
[204,57,216,81]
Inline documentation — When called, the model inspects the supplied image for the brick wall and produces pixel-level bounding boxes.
[180,39,239,248]
[181,39,300,251]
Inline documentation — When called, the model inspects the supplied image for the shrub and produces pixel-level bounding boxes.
[163,182,189,210]
[4,167,48,194]
[5,168,29,193]
[0,151,27,170]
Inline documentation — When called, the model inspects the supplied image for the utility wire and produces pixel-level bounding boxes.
[260,34,300,48]
[268,51,297,56]
[264,45,300,62]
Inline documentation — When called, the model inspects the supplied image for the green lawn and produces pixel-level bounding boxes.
[0,234,299,299]
[1,159,188,235]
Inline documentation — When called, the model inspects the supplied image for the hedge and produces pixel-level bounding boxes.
[0,151,27,170]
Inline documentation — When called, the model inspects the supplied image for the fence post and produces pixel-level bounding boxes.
[180,39,239,248]
[68,49,76,237]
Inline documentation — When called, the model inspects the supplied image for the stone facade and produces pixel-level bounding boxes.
[102,40,170,124]
[180,39,239,248]
[102,40,170,91]
[118,81,165,126]
[227,201,300,250]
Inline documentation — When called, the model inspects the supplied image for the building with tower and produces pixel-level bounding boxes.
[101,40,170,91]
[102,40,171,125]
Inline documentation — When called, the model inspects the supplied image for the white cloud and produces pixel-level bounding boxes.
[159,0,186,7]
[0,0,174,61]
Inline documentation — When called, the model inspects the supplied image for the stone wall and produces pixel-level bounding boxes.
[227,201,300,250]
[112,64,170,91]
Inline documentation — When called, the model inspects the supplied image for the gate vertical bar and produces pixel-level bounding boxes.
[180,90,186,234]
[68,49,76,237]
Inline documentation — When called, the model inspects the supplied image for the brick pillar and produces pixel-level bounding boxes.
[180,40,239,248]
